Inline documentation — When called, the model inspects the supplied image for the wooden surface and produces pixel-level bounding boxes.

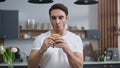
[98,0,118,53]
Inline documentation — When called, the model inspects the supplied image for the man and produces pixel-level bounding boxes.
[28,3,83,68]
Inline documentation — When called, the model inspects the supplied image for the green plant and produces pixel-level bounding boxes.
[0,44,18,68]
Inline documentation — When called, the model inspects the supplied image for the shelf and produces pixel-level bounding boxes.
[19,29,48,32]
[19,29,87,39]
[19,29,48,39]
[19,29,100,40]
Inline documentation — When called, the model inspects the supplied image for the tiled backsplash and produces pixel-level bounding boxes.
[4,39,110,62]
[4,40,34,56]
[4,39,98,56]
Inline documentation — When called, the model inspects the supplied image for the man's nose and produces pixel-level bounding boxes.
[56,18,60,24]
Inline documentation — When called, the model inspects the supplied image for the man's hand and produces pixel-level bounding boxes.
[40,37,55,53]
[54,38,70,53]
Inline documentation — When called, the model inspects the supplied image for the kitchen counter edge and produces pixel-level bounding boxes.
[0,61,120,66]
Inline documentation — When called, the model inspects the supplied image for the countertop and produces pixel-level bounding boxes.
[0,62,27,66]
[0,61,120,66]
[84,61,120,65]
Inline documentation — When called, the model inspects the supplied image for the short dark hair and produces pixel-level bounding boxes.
[49,3,68,16]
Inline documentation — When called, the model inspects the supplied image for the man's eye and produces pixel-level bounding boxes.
[51,16,64,20]
[51,17,56,20]
[59,16,64,19]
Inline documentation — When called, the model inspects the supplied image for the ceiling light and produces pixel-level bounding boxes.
[28,0,53,4]
[74,0,98,5]
[0,0,5,2]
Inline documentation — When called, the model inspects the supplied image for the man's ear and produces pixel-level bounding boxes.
[66,16,69,20]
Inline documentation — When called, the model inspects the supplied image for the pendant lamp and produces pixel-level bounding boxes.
[74,0,98,5]
[28,0,53,4]
[0,0,5,2]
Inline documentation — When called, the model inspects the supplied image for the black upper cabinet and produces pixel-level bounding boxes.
[86,30,101,40]
[0,10,18,39]
[0,11,2,37]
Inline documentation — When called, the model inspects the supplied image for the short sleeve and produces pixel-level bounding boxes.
[32,31,50,50]
[32,33,47,50]
[72,35,83,55]
[64,32,83,55]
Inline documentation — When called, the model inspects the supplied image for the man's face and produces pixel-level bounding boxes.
[50,9,68,33]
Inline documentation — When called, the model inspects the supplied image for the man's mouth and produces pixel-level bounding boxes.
[56,26,60,29]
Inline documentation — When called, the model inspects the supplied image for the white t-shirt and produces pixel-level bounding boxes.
[32,31,83,68]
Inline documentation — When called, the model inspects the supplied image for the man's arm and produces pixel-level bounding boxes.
[28,50,44,68]
[55,38,83,68]
[66,51,83,68]
[28,37,55,68]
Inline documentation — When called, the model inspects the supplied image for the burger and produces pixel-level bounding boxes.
[51,34,61,40]
[50,34,61,47]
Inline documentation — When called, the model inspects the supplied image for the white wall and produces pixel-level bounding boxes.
[0,0,98,29]
[0,0,98,55]
[4,40,33,56]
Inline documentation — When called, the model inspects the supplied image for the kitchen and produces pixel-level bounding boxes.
[0,0,120,68]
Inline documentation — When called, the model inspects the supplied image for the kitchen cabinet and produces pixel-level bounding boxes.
[0,10,18,39]
[101,64,120,68]
[0,66,7,68]
[0,66,41,68]
[84,64,120,68]
[84,64,101,68]
[0,66,27,68]
[0,11,2,37]
[86,30,101,40]
[84,61,120,68]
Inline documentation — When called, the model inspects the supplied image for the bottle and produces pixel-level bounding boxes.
[26,19,30,29]
[103,48,107,61]
[31,19,35,29]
